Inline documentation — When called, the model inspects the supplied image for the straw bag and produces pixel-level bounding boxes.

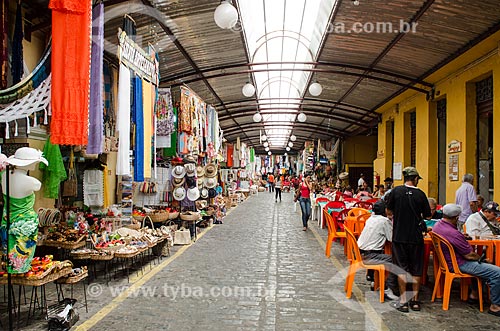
[63,148,78,197]
[173,228,191,245]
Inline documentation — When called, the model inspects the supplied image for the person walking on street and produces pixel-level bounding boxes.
[455,173,478,232]
[386,167,431,313]
[297,175,313,231]
[275,177,282,202]
[268,173,275,193]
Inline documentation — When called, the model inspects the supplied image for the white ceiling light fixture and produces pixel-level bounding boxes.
[214,1,238,29]
[265,147,270,152]
[288,142,293,148]
[290,134,296,142]
[297,113,307,123]
[263,142,269,147]
[353,0,360,6]
[308,82,323,96]
[261,134,267,141]
[286,147,290,151]
[253,112,262,122]
[242,82,256,97]
[284,153,287,156]
[268,151,272,155]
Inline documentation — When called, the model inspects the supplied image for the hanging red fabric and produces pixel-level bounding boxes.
[49,0,91,145]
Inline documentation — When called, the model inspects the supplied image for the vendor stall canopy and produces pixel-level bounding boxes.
[19,0,500,153]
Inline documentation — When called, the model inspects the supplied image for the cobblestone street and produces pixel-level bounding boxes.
[5,191,500,330]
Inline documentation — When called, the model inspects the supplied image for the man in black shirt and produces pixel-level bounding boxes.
[386,167,431,313]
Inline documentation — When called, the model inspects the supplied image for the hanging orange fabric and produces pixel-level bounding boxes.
[49,0,91,145]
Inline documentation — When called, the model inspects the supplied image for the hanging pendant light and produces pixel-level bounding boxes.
[261,134,267,141]
[268,151,272,155]
[253,112,262,122]
[308,82,323,96]
[214,1,238,29]
[290,134,296,142]
[265,147,270,152]
[297,113,307,122]
[288,142,294,148]
[286,147,290,151]
[242,82,255,97]
[284,152,288,156]
[263,142,269,147]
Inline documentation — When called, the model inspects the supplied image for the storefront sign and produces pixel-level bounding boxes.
[118,30,159,85]
[448,140,462,153]
[449,154,459,181]
[393,162,402,180]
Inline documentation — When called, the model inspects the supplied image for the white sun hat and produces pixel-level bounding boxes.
[204,177,218,189]
[187,187,200,201]
[172,165,186,179]
[7,147,48,167]
[173,187,186,201]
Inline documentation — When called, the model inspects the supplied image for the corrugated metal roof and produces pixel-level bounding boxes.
[99,0,500,153]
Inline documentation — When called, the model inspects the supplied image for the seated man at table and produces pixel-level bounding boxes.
[464,201,500,237]
[433,204,500,317]
[357,200,399,300]
[428,198,443,220]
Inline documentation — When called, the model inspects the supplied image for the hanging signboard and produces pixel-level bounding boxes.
[117,29,159,85]
[393,162,402,180]
[448,140,462,153]
[449,154,459,181]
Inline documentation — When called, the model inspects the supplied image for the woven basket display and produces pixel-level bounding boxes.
[180,212,200,221]
[147,211,169,223]
[168,211,179,220]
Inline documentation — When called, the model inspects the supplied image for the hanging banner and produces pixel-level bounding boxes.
[117,29,159,85]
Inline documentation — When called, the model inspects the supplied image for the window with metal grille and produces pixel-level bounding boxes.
[410,111,416,167]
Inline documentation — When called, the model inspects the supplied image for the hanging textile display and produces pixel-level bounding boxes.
[0,0,7,89]
[83,169,104,207]
[156,88,175,136]
[116,64,131,175]
[39,138,67,199]
[11,1,23,85]
[49,0,92,145]
[87,1,104,154]
[163,107,178,156]
[143,79,153,178]
[133,76,144,182]
[179,87,192,133]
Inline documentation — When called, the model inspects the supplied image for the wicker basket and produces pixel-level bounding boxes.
[132,215,145,222]
[90,252,114,261]
[180,212,200,221]
[14,267,73,286]
[115,250,140,259]
[42,236,87,250]
[56,270,88,284]
[148,211,169,223]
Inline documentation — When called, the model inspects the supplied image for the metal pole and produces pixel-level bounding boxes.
[6,164,13,331]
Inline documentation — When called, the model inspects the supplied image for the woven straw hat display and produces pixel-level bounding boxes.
[185,163,196,177]
[173,187,186,201]
[204,177,217,189]
[172,177,185,187]
[196,165,205,177]
[200,187,209,199]
[205,163,217,177]
[187,187,200,201]
[172,165,186,179]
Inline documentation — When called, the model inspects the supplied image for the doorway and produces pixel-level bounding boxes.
[437,98,447,204]
[476,76,493,201]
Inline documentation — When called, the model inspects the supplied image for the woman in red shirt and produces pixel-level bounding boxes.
[298,175,313,231]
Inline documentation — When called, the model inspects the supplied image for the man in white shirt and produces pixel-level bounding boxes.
[455,173,478,231]
[357,200,399,300]
[357,173,366,189]
[465,201,500,237]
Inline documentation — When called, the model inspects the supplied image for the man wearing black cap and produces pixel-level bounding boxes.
[357,200,399,300]
[464,201,500,237]
[433,204,500,317]
[386,166,431,312]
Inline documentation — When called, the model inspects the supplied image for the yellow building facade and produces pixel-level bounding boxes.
[374,31,500,204]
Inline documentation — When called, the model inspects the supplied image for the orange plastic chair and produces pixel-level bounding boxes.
[324,209,347,258]
[430,232,483,311]
[344,213,370,237]
[344,208,369,233]
[344,228,387,303]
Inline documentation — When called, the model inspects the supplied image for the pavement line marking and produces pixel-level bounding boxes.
[309,225,390,331]
[74,220,216,331]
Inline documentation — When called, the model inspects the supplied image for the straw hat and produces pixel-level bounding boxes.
[187,187,200,201]
[200,187,209,199]
[183,155,197,164]
[196,165,205,177]
[185,163,196,177]
[173,187,186,201]
[205,163,217,178]
[339,172,349,180]
[172,177,185,187]
[197,177,205,187]
[196,200,208,210]
[204,177,218,189]
[7,147,48,167]
[172,165,186,179]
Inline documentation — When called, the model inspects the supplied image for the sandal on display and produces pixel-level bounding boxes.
[390,301,409,313]
[408,300,421,311]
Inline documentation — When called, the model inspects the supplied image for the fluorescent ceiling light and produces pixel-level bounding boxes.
[239,0,337,148]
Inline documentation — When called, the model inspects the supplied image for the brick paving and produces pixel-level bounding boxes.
[3,191,500,330]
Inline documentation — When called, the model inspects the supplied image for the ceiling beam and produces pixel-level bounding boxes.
[222,122,345,137]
